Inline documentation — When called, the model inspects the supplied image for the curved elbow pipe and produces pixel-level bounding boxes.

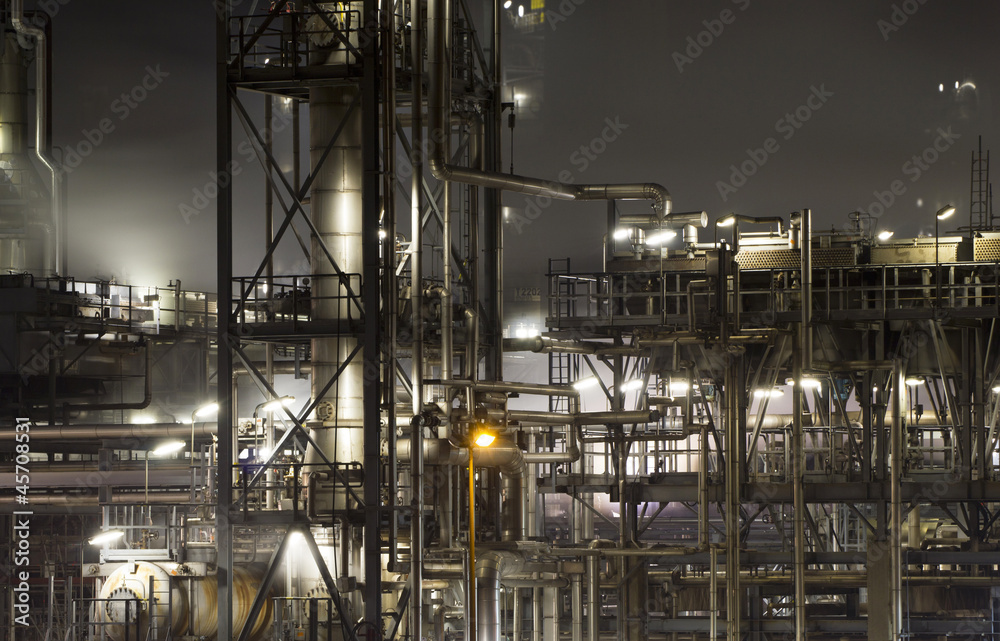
[476,551,524,641]
[427,0,672,219]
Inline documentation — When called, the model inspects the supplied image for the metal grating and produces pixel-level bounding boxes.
[735,247,855,270]
[974,237,1000,262]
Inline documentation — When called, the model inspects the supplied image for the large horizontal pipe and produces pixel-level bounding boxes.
[0,423,216,442]
[440,379,579,398]
[507,409,658,426]
[0,491,194,510]
[618,211,708,229]
[503,337,597,355]
[0,464,192,488]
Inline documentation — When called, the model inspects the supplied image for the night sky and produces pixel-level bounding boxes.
[45,1,1000,295]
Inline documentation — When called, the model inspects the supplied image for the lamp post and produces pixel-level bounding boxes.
[146,440,185,504]
[191,401,219,454]
[717,214,785,254]
[252,396,294,509]
[468,429,496,641]
[934,205,956,304]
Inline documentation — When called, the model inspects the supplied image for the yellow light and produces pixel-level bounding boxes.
[474,432,496,448]
[877,230,894,242]
[905,376,924,387]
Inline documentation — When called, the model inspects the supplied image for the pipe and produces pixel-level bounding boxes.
[618,211,708,229]
[427,0,674,223]
[800,208,812,370]
[891,361,904,640]
[0,422,215,442]
[0,491,193,507]
[476,551,523,641]
[11,0,62,275]
[62,345,153,412]
[464,306,479,380]
[503,336,597,355]
[792,337,806,641]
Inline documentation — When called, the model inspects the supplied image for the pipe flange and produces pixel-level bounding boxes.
[104,586,142,623]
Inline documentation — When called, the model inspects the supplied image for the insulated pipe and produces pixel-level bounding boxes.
[476,551,523,641]
[800,208,812,370]
[503,337,597,355]
[0,423,216,442]
[464,307,479,380]
[427,0,673,219]
[0,491,193,507]
[11,0,62,275]
[891,361,904,640]
[791,338,806,641]
[618,211,708,229]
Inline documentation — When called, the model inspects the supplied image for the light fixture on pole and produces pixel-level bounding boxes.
[935,204,956,304]
[468,428,496,641]
[190,401,219,454]
[253,395,295,418]
[88,529,125,547]
[146,440,185,504]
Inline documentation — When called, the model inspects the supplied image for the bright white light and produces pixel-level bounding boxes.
[238,448,250,460]
[993,385,1000,394]
[905,376,924,387]
[289,531,305,545]
[645,230,677,246]
[88,530,125,546]
[262,396,295,413]
[613,228,631,241]
[518,4,524,17]
[515,326,528,338]
[573,377,600,391]
[152,441,185,457]
[133,415,156,424]
[938,83,944,92]
[955,80,960,89]
[668,381,689,394]
[259,446,273,461]
[800,378,822,390]
[754,389,784,398]
[475,432,496,448]
[877,230,894,241]
[195,402,219,418]
[959,81,977,91]
[504,0,512,7]
[514,93,527,103]
[936,205,956,220]
[717,216,736,227]
[261,282,268,295]
[620,379,644,392]
[378,229,388,240]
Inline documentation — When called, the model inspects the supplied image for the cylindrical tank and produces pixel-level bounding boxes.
[96,562,275,641]
[0,31,52,275]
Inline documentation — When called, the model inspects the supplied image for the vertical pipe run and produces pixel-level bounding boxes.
[891,362,904,639]
[801,208,812,370]
[11,0,62,276]
[410,1,426,638]
[792,339,806,641]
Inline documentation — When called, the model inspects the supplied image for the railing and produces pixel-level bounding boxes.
[0,275,217,334]
[233,272,363,328]
[548,262,1000,330]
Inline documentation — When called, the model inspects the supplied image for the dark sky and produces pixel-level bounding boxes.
[46,1,1000,293]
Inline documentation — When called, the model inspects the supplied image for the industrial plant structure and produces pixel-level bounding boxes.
[2,2,1000,641]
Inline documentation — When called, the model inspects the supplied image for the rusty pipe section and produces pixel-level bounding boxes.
[426,0,673,219]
